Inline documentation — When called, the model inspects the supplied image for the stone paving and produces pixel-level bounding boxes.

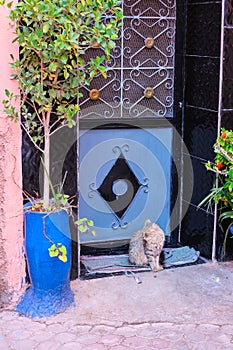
[0,261,233,349]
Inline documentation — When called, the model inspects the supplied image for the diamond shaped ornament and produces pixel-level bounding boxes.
[97,153,140,219]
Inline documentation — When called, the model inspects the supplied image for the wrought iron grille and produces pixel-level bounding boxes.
[79,0,176,119]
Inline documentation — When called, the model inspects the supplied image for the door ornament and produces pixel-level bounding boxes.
[89,89,100,101]
[144,87,154,99]
[88,144,150,229]
[145,37,154,49]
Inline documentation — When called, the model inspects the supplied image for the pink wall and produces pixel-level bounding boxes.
[0,5,25,305]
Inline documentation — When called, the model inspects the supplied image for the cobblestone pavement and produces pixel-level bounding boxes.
[0,262,233,350]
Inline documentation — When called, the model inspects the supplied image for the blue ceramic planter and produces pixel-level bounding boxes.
[16,208,74,318]
[230,224,233,235]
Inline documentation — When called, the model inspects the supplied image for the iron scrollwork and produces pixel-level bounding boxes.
[112,144,129,155]
[88,182,98,198]
[80,0,176,119]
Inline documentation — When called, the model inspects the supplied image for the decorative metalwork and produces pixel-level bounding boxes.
[112,219,128,230]
[144,87,154,99]
[140,177,150,193]
[87,144,150,229]
[112,144,129,155]
[97,152,140,219]
[89,89,100,101]
[80,0,176,119]
[145,37,154,49]
[88,182,98,198]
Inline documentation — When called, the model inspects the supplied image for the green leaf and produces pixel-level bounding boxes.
[58,254,67,263]
[60,55,68,64]
[49,62,58,72]
[58,245,67,255]
[78,224,88,233]
[48,244,59,257]
[77,57,85,66]
[99,69,107,79]
[43,23,50,34]
[5,89,10,97]
[64,68,69,79]
[87,219,94,226]
[90,70,96,79]
[49,90,57,99]
[75,218,87,225]
[205,161,212,171]
[219,211,233,223]
[61,196,68,205]
[76,218,87,225]
[7,1,13,8]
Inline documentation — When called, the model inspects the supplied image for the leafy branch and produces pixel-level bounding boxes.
[1,0,122,209]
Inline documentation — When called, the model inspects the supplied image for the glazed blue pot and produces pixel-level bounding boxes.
[25,209,71,289]
[17,208,74,318]
[230,224,233,235]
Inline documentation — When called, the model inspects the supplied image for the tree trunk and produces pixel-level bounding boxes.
[43,120,50,209]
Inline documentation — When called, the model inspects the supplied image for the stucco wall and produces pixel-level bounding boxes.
[0,5,25,306]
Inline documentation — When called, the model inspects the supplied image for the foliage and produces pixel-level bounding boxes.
[1,0,122,208]
[200,129,233,210]
[75,218,95,234]
[199,128,233,258]
[48,243,68,262]
[48,218,94,262]
[47,218,95,262]
[1,0,122,263]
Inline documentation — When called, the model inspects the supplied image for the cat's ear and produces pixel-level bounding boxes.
[143,232,149,240]
[145,218,151,225]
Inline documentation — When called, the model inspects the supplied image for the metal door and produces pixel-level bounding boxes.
[79,127,172,244]
[79,0,176,246]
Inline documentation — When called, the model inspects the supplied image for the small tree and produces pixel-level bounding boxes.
[2,0,122,208]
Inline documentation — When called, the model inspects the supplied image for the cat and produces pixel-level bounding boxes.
[128,218,165,272]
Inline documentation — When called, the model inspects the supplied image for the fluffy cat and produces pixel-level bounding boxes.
[128,218,165,272]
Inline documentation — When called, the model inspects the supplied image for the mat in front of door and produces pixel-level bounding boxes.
[80,254,151,275]
[80,246,200,278]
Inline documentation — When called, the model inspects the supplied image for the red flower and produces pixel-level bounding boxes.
[216,162,224,170]
[221,132,227,139]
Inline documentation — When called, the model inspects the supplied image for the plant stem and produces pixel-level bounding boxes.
[43,111,50,208]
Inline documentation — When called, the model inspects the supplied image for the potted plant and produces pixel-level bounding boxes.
[1,0,122,317]
[199,128,233,260]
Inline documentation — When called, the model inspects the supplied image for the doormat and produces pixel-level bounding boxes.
[80,254,151,274]
[163,246,200,268]
[80,246,200,275]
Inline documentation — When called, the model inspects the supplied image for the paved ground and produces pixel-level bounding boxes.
[0,261,233,349]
